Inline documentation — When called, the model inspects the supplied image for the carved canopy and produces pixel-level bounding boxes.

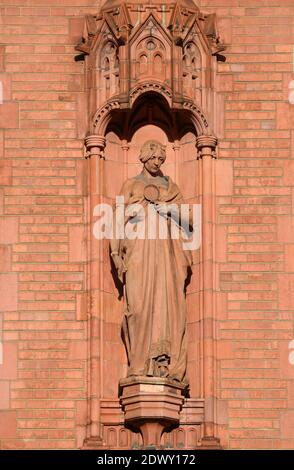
[76,0,226,136]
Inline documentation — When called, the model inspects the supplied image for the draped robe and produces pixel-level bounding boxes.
[112,172,192,384]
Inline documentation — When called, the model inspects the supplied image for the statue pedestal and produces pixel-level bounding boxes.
[119,376,186,449]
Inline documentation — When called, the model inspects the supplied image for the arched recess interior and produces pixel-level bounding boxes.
[95,91,205,400]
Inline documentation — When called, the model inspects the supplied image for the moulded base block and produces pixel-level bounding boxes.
[119,376,186,448]
[198,436,222,450]
[82,437,105,449]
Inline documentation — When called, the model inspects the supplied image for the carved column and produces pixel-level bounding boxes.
[196,135,221,449]
[173,140,181,182]
[84,135,106,445]
[121,139,129,180]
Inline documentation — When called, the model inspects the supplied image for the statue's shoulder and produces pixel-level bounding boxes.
[123,176,139,186]
[126,173,146,187]
[166,176,179,190]
[119,177,137,195]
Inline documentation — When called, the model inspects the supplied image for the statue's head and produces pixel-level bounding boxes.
[139,140,166,176]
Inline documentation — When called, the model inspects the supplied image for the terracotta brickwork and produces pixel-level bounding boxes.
[0,0,293,449]
[201,0,294,449]
[0,0,97,450]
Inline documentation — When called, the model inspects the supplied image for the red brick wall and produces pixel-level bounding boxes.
[0,0,294,449]
[0,0,100,450]
[200,0,294,449]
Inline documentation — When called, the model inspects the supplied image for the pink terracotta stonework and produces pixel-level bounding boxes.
[1,0,294,451]
[79,0,224,449]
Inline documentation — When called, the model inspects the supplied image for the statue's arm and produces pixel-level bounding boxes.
[155,185,194,232]
[110,179,134,280]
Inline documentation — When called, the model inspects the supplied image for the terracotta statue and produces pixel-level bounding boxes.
[110,140,193,385]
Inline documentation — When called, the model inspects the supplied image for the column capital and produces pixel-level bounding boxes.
[121,140,130,152]
[85,135,106,159]
[172,140,181,152]
[196,135,218,152]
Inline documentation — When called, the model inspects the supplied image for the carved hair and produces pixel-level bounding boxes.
[139,140,167,163]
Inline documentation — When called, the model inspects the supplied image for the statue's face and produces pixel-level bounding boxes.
[144,151,165,175]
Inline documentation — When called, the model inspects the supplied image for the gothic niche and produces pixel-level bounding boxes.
[77,0,226,450]
[136,37,166,80]
[100,41,119,102]
[183,42,201,102]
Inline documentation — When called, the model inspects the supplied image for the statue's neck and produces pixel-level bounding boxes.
[142,168,160,179]
[141,169,169,188]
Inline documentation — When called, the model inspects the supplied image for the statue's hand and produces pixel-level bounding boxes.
[154,203,179,220]
[154,203,169,218]
[111,253,127,279]
[128,205,145,222]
